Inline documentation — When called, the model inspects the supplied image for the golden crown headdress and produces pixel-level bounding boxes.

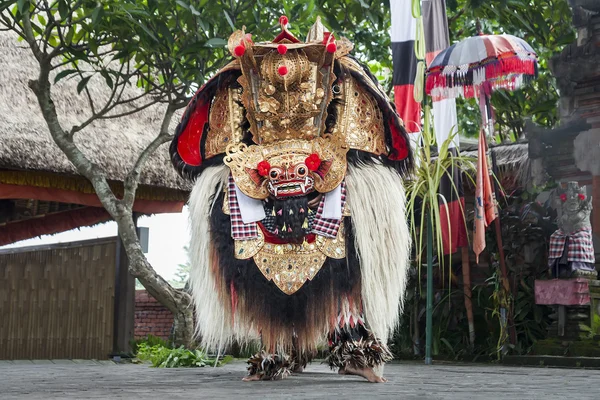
[227,16,353,145]
[170,16,412,184]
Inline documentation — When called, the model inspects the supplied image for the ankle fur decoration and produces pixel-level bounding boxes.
[290,347,315,372]
[246,351,293,380]
[326,330,393,370]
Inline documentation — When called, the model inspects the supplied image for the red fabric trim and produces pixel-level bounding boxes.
[257,223,316,244]
[0,183,184,214]
[273,29,300,43]
[393,85,421,133]
[388,118,409,161]
[0,207,111,246]
[177,100,209,167]
[440,198,468,255]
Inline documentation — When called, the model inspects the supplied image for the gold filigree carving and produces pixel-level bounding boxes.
[234,229,265,260]
[315,220,346,259]
[206,87,244,159]
[334,37,354,58]
[222,188,231,215]
[234,38,336,145]
[252,225,346,294]
[254,245,326,295]
[332,75,387,156]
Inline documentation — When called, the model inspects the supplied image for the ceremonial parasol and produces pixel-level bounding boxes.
[425,33,538,347]
[425,34,538,102]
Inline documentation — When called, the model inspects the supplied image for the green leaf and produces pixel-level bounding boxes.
[57,1,68,19]
[16,0,28,14]
[76,75,91,94]
[175,0,190,10]
[189,4,201,16]
[91,6,103,25]
[133,20,159,42]
[223,10,235,31]
[100,70,114,89]
[204,38,227,47]
[54,69,77,83]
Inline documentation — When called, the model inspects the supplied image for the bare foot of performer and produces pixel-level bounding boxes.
[340,365,387,383]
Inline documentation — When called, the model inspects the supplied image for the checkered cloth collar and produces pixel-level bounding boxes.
[549,227,595,264]
[228,174,346,240]
[312,181,346,238]
[228,175,259,240]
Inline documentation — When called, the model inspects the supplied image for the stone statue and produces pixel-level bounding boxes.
[549,182,596,278]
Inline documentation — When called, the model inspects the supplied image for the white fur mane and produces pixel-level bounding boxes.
[345,161,411,343]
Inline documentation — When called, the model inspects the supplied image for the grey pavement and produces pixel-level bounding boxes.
[0,360,597,399]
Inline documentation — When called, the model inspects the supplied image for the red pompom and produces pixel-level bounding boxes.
[257,160,271,177]
[278,65,288,76]
[277,44,288,55]
[234,45,246,57]
[560,193,567,202]
[326,42,337,54]
[578,193,586,201]
[305,153,322,171]
[279,15,289,26]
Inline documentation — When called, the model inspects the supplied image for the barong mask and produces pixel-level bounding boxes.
[171,16,412,295]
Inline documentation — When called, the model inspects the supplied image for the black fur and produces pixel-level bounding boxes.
[270,196,311,240]
[210,192,361,342]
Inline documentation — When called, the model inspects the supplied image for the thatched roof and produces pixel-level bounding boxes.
[0,30,187,193]
[462,141,529,172]
[460,141,529,189]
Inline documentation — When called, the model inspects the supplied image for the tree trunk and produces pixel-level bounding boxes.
[21,13,195,348]
[113,206,194,347]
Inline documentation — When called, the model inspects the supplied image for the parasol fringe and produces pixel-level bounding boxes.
[426,56,537,101]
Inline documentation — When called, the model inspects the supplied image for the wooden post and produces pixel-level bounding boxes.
[490,150,518,347]
[461,247,475,348]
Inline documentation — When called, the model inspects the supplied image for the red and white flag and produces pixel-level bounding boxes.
[423,0,467,254]
[390,0,421,149]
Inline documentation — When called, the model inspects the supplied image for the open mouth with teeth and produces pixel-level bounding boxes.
[268,176,315,198]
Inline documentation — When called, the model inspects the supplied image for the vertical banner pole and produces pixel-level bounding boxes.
[425,214,433,365]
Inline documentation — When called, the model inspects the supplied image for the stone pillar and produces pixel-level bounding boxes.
[575,130,600,260]
[593,176,600,235]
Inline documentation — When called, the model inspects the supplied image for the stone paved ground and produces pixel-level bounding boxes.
[1,360,598,399]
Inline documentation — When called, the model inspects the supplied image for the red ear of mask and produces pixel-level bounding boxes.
[388,118,409,161]
[176,99,210,166]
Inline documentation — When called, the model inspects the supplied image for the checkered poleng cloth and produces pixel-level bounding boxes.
[312,181,346,238]
[548,228,595,263]
[228,174,346,240]
[228,175,259,240]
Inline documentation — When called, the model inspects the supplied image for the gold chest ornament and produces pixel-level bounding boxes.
[223,190,351,295]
